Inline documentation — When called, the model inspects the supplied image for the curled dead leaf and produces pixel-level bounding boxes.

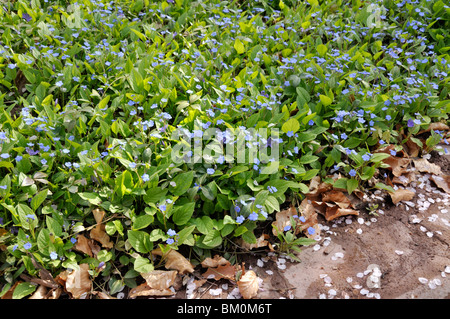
[383,156,411,177]
[64,264,92,299]
[418,122,450,135]
[321,190,354,209]
[389,188,415,204]
[152,248,194,274]
[237,270,259,299]
[74,234,100,257]
[430,175,450,194]
[413,158,442,175]
[324,206,359,221]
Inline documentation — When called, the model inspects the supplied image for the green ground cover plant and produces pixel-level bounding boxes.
[0,0,449,298]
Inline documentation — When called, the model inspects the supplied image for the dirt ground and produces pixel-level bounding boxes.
[176,144,450,300]
[253,144,450,299]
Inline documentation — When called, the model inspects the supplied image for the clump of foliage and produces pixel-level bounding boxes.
[0,0,449,297]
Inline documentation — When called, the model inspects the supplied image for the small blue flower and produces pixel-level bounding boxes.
[50,251,58,260]
[235,206,241,213]
[159,204,167,212]
[349,169,357,177]
[167,229,177,237]
[141,173,149,182]
[55,81,63,87]
[207,168,215,175]
[236,215,245,224]
[248,212,258,221]
[166,238,175,245]
[286,131,294,137]
[362,153,371,161]
[284,225,291,232]
[24,242,32,250]
[307,227,315,235]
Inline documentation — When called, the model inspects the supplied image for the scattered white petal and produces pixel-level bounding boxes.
[418,277,428,284]
[266,270,273,275]
[346,277,353,283]
[257,259,264,268]
[313,244,321,251]
[426,231,433,238]
[395,250,404,255]
[356,228,363,234]
[357,218,364,224]
[210,288,222,296]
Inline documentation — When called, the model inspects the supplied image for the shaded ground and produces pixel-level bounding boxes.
[173,144,450,300]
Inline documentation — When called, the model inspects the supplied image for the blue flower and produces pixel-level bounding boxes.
[362,153,371,161]
[167,229,177,237]
[349,169,357,177]
[141,173,149,182]
[236,215,245,224]
[166,238,175,245]
[284,225,291,232]
[248,212,258,221]
[50,251,58,260]
[235,205,240,213]
[55,81,63,87]
[307,227,315,235]
[286,131,294,137]
[70,237,77,244]
[207,168,215,175]
[24,242,32,250]
[159,204,167,212]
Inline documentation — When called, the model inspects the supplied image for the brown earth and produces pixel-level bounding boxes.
[171,144,450,300]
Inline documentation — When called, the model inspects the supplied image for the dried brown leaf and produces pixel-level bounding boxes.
[238,234,270,251]
[237,270,259,299]
[90,209,113,249]
[430,175,450,194]
[298,199,320,238]
[418,122,450,135]
[141,270,177,290]
[392,172,416,186]
[29,285,47,299]
[201,255,231,268]
[129,283,175,298]
[202,261,239,281]
[65,264,92,299]
[272,206,297,236]
[322,190,354,209]
[74,234,94,257]
[152,248,194,274]
[389,189,415,204]
[383,156,411,177]
[324,206,359,221]
[413,158,442,175]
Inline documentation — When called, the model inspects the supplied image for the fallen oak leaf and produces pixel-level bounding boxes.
[383,156,411,177]
[324,206,359,221]
[237,270,260,299]
[152,247,194,274]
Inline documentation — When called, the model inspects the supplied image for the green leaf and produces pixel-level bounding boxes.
[319,94,332,106]
[78,192,102,206]
[173,202,196,226]
[347,178,359,194]
[177,225,196,245]
[281,118,300,134]
[132,214,154,230]
[170,171,194,196]
[30,190,48,211]
[134,256,154,273]
[12,282,36,299]
[46,216,62,237]
[234,38,245,54]
[127,230,152,253]
[317,44,328,56]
